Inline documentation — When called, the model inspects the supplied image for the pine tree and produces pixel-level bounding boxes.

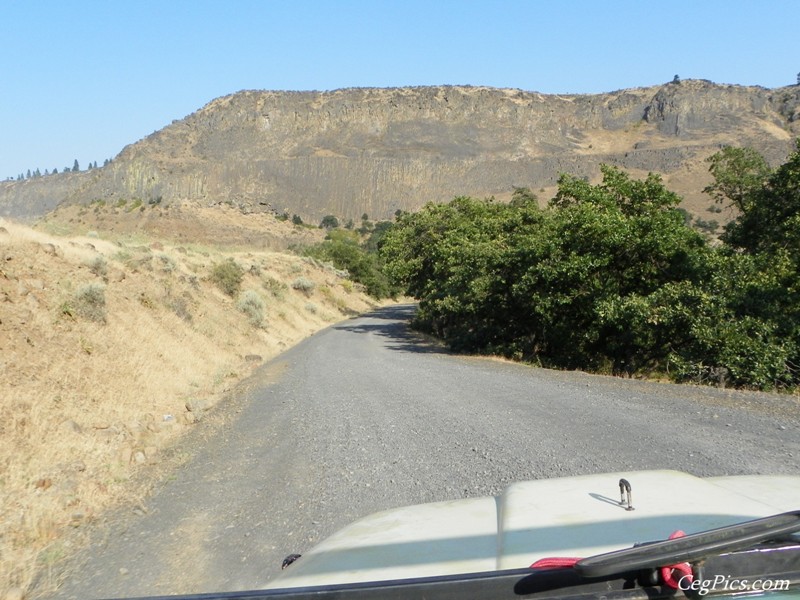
[72,159,79,172]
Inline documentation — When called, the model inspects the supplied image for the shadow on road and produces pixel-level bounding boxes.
[333,303,450,355]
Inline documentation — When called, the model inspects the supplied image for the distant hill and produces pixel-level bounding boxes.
[2,81,799,223]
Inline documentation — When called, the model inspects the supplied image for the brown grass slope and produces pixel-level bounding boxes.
[0,215,384,598]
[2,81,799,224]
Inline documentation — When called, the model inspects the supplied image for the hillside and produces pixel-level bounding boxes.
[0,216,385,597]
[2,81,799,226]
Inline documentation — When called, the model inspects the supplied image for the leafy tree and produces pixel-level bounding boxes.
[703,146,771,213]
[320,215,340,229]
[303,229,396,298]
[381,151,800,390]
[292,214,303,226]
[510,186,537,206]
[721,140,800,256]
[698,141,800,387]
[383,167,708,372]
[363,220,394,253]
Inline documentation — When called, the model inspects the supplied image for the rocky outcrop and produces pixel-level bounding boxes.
[2,81,799,222]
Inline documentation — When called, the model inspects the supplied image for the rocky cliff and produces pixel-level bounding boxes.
[2,81,799,222]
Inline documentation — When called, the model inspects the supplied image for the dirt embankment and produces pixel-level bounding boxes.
[0,213,383,598]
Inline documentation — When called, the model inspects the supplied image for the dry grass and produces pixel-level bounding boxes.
[0,216,383,597]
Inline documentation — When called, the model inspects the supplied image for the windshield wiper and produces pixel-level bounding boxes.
[576,510,800,578]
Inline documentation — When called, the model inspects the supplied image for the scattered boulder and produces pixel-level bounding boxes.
[34,478,52,491]
[69,510,88,527]
[59,419,83,434]
[185,398,213,413]
[39,243,57,256]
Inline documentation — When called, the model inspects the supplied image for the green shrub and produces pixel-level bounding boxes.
[302,228,398,298]
[236,290,265,327]
[210,259,244,297]
[694,217,719,233]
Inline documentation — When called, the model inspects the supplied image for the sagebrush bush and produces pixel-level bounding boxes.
[167,295,193,322]
[262,276,287,299]
[87,256,108,279]
[156,253,176,272]
[291,277,315,295]
[237,290,265,327]
[210,259,244,297]
[62,283,107,323]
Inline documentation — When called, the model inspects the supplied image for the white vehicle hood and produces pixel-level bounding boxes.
[268,470,800,588]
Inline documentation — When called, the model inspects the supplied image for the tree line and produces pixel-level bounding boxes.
[292,212,401,299]
[8,158,112,181]
[379,141,800,391]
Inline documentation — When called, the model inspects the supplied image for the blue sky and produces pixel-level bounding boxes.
[1,0,797,180]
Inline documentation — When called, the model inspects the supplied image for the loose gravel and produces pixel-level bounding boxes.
[43,304,800,599]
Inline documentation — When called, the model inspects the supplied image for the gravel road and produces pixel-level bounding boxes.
[44,304,800,599]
